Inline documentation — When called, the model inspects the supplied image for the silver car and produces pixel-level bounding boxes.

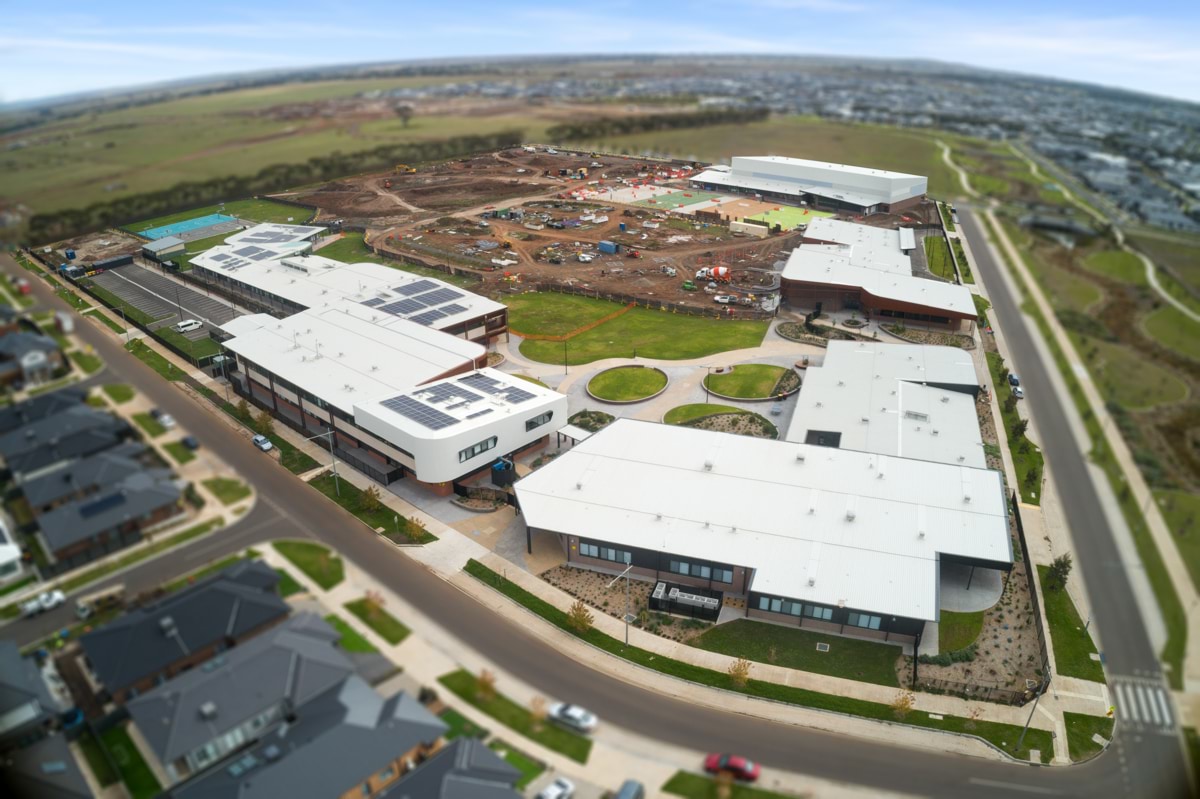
[547,703,598,734]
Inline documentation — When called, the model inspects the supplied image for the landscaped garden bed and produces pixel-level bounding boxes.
[663,404,777,439]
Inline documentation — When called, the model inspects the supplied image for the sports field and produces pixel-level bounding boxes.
[634,189,727,209]
[138,213,235,240]
[746,205,833,229]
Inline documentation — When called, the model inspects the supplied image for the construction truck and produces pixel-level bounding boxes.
[695,266,731,282]
[660,265,677,277]
[395,164,416,173]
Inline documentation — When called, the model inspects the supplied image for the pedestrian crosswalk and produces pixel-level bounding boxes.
[1112,676,1175,733]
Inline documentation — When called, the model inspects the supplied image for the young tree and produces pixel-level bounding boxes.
[1047,553,1073,590]
[254,409,275,437]
[714,770,734,799]
[236,398,251,422]
[360,484,382,513]
[1013,418,1029,439]
[529,695,547,732]
[567,600,594,634]
[475,669,496,702]
[727,657,752,688]
[890,690,916,720]
[1004,393,1018,414]
[998,366,1010,386]
[394,105,415,128]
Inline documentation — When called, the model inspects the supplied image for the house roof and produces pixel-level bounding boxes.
[0,734,92,799]
[515,419,1012,622]
[5,427,130,480]
[0,640,55,737]
[172,680,446,799]
[379,738,521,799]
[0,331,60,360]
[128,613,353,764]
[81,560,289,694]
[21,441,148,509]
[36,469,180,553]
[0,388,86,434]
[0,406,124,460]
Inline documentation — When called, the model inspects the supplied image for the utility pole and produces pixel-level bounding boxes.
[607,559,634,647]
[1016,654,1051,753]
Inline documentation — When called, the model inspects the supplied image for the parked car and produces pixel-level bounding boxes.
[21,590,66,618]
[252,434,274,452]
[172,319,203,333]
[713,294,736,304]
[704,753,760,782]
[536,777,575,799]
[181,436,200,450]
[1013,386,1025,399]
[614,779,646,799]
[158,413,176,430]
[548,703,598,734]
[1008,373,1020,387]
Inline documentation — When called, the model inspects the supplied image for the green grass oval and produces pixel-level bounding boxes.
[587,367,668,402]
[703,364,788,398]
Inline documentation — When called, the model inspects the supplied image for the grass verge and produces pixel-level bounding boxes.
[101,383,134,403]
[324,613,379,653]
[162,441,195,464]
[345,597,411,645]
[275,568,304,597]
[489,740,545,790]
[985,351,1044,503]
[439,669,593,763]
[202,477,251,506]
[1063,712,1114,762]
[124,339,182,381]
[85,308,126,335]
[463,560,1052,762]
[1037,565,1104,682]
[274,540,344,590]
[440,707,489,740]
[663,772,797,799]
[308,471,436,544]
[69,350,104,375]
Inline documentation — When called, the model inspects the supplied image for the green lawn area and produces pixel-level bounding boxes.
[970,173,1011,198]
[464,559,1053,762]
[489,741,545,790]
[1127,231,1200,295]
[152,326,222,361]
[439,670,593,763]
[662,772,800,799]
[1155,490,1200,592]
[125,339,183,380]
[939,201,956,232]
[513,295,769,365]
[693,619,901,687]
[323,613,378,653]
[345,597,411,645]
[1142,305,1200,361]
[1037,565,1105,682]
[507,292,621,337]
[202,477,251,506]
[0,574,35,597]
[274,568,305,597]
[100,724,162,799]
[1037,261,1103,314]
[704,364,788,399]
[308,471,437,544]
[1067,333,1188,410]
[512,373,550,388]
[102,383,134,403]
[79,729,120,786]
[985,351,1044,504]
[68,350,104,375]
[132,412,166,438]
[87,394,107,408]
[1084,250,1146,286]
[85,308,127,335]
[316,232,482,289]
[440,707,489,740]
[951,238,973,283]
[939,610,986,654]
[663,403,742,424]
[924,236,956,281]
[274,540,344,590]
[1064,712,1113,762]
[587,366,667,401]
[163,441,196,465]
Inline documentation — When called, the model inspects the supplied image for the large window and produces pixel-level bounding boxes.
[458,436,497,463]
[525,411,553,432]
[757,596,803,616]
[670,560,733,583]
[847,612,882,630]
[579,542,630,564]
[804,604,833,621]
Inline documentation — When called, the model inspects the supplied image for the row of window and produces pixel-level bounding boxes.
[458,436,497,463]
[757,596,833,621]
[580,542,631,564]
[526,411,553,432]
[668,560,733,584]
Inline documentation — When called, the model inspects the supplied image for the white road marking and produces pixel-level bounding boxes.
[1143,685,1162,725]
[1156,689,1173,727]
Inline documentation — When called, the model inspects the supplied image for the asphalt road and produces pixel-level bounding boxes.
[2,253,1190,798]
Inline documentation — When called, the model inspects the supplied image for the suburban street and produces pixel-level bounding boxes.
[1,251,1190,798]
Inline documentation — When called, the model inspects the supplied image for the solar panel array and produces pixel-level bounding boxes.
[459,372,537,404]
[394,279,437,296]
[380,298,425,316]
[416,383,484,406]
[416,287,462,306]
[409,309,447,326]
[379,395,457,430]
[360,297,385,308]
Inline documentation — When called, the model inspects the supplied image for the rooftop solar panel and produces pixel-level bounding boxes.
[360,298,385,308]
[379,299,425,316]
[459,372,538,404]
[233,246,266,257]
[466,409,494,420]
[413,287,463,306]
[378,395,457,430]
[409,309,447,326]
[394,279,438,296]
[439,303,468,316]
[416,384,483,405]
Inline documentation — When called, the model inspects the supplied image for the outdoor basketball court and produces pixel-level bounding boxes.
[133,213,244,243]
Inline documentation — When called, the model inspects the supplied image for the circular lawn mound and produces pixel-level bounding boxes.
[704,364,799,400]
[587,366,669,403]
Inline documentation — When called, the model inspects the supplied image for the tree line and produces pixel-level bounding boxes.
[29,130,525,244]
[545,107,770,142]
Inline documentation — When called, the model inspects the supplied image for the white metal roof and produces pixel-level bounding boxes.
[516,419,1012,622]
[692,155,926,207]
[785,341,985,468]
[224,223,324,246]
[782,220,975,317]
[220,307,482,414]
[691,168,883,209]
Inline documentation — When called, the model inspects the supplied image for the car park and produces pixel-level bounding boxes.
[536,777,574,799]
[172,319,203,333]
[704,753,760,782]
[252,434,274,452]
[21,590,66,618]
[548,702,598,734]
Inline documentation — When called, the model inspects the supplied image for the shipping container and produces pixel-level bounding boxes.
[598,240,619,254]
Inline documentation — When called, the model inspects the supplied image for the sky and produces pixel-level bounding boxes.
[2,0,1199,104]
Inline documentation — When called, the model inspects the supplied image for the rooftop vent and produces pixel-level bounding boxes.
[796,452,805,463]
[846,510,856,522]
[807,577,816,587]
[941,396,950,403]
[703,459,713,471]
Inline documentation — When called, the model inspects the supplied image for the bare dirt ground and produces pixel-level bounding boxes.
[52,229,143,261]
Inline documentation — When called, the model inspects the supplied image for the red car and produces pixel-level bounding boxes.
[704,753,760,782]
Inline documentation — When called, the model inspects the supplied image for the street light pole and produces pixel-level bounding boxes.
[1016,655,1051,753]
[607,560,634,647]
[301,429,341,497]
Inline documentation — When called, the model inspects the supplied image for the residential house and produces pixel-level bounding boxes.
[0,733,92,799]
[80,560,289,705]
[378,738,522,799]
[0,405,132,482]
[0,388,85,435]
[0,331,64,388]
[20,442,150,515]
[0,641,59,752]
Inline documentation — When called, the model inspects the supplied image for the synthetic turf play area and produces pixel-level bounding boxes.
[634,189,727,209]
[137,213,238,240]
[746,204,833,229]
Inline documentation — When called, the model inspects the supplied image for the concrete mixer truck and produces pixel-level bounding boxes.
[695,266,731,283]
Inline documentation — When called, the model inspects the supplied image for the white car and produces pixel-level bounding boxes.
[713,295,736,305]
[537,777,575,799]
[21,590,66,618]
[252,434,274,452]
[172,319,203,333]
[158,413,176,430]
[1013,386,1025,400]
[548,703,598,734]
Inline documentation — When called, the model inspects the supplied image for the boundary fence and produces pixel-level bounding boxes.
[522,283,773,321]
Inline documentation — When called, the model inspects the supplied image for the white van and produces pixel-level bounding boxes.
[173,319,202,333]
